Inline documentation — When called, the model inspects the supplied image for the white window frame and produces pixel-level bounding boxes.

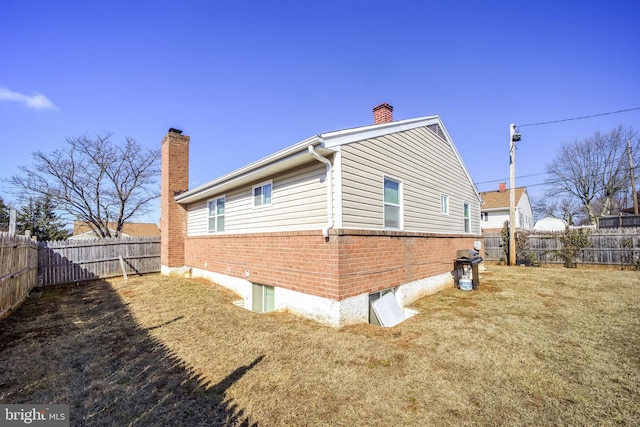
[252,283,275,313]
[463,202,471,233]
[252,181,273,208]
[207,196,225,233]
[441,194,449,215]
[383,176,402,230]
[481,212,489,222]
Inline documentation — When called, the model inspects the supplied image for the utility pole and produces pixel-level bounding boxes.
[628,139,638,215]
[509,123,521,266]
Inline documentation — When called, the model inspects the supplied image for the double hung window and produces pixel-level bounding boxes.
[208,197,225,233]
[384,177,401,229]
[441,194,449,215]
[463,202,471,233]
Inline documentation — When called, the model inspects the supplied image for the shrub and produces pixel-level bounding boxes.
[558,229,590,268]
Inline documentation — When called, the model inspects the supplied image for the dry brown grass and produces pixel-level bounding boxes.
[1,265,639,426]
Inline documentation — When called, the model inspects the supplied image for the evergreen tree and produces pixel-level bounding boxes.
[17,196,69,241]
[0,196,11,232]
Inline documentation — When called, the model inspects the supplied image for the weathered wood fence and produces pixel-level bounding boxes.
[483,227,640,267]
[0,232,39,319]
[38,237,161,286]
[599,215,640,228]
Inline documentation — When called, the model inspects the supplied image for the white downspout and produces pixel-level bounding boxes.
[308,145,333,239]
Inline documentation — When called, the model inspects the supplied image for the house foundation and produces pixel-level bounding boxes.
[162,229,475,327]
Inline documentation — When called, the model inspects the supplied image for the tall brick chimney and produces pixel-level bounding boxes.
[373,103,393,124]
[161,128,189,271]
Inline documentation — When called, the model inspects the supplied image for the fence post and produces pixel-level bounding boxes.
[9,209,16,234]
[119,255,128,280]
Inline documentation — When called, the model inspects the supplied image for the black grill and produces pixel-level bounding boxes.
[454,249,483,290]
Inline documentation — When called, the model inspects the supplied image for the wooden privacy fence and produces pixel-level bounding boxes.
[0,232,38,319]
[38,237,161,286]
[599,215,640,228]
[483,227,640,267]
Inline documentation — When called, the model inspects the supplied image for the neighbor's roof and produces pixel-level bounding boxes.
[479,188,527,210]
[72,221,160,238]
[175,115,482,205]
[533,216,567,231]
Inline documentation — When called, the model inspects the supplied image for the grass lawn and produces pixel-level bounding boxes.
[1,265,639,426]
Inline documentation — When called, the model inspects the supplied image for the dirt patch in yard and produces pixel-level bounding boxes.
[1,266,639,426]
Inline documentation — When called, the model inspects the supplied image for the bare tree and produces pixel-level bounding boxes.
[545,125,638,225]
[532,196,584,225]
[593,126,632,215]
[9,133,160,238]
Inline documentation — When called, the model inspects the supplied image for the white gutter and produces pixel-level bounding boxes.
[308,145,333,239]
[175,135,322,204]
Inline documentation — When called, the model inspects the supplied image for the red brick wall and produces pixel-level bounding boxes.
[373,103,393,124]
[161,131,189,268]
[335,230,475,299]
[185,229,477,300]
[185,231,341,299]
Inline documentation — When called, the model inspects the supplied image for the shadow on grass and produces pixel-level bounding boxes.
[0,280,261,427]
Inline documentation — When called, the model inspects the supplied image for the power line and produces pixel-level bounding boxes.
[475,172,549,185]
[519,107,640,128]
[478,164,640,191]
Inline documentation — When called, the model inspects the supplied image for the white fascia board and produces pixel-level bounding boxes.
[176,135,327,204]
[174,118,434,205]
[175,114,482,205]
[320,116,438,149]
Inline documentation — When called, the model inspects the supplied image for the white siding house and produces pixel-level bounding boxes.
[479,186,533,232]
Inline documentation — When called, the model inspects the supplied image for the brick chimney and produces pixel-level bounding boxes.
[161,128,189,271]
[373,103,393,124]
[499,182,507,192]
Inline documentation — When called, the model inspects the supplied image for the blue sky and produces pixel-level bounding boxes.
[2,1,639,224]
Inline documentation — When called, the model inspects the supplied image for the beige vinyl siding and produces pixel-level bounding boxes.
[341,126,481,234]
[186,161,328,235]
[186,199,208,235]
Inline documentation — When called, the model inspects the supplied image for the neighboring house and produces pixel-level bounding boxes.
[479,183,534,232]
[69,221,160,239]
[161,103,483,327]
[533,217,567,232]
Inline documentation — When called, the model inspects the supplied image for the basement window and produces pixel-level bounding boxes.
[252,283,274,313]
[368,288,396,325]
